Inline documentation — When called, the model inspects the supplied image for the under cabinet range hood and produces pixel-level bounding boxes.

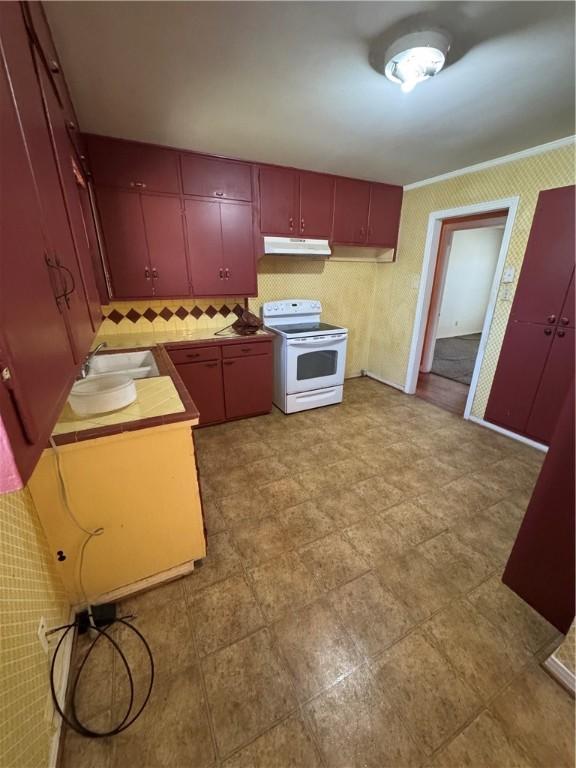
[263,236,332,257]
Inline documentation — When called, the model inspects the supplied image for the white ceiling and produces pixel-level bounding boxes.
[46,1,575,185]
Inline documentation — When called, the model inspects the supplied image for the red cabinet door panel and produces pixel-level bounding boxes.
[220,202,257,295]
[185,199,224,296]
[85,134,180,194]
[223,354,273,419]
[0,41,75,481]
[332,178,370,244]
[36,59,100,349]
[299,172,334,238]
[511,185,575,325]
[96,188,152,298]
[559,269,574,328]
[526,327,575,444]
[485,322,554,435]
[367,183,403,247]
[181,154,252,201]
[259,166,298,235]
[140,194,189,297]
[175,360,225,425]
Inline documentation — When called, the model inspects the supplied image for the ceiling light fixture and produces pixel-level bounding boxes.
[383,30,451,93]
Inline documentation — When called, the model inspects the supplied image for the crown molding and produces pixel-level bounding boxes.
[403,136,576,191]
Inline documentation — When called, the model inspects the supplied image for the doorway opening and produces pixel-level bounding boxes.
[410,206,514,416]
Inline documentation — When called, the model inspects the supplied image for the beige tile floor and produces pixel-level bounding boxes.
[60,378,575,768]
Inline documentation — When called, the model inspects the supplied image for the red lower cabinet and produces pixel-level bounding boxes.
[223,353,273,419]
[168,338,273,425]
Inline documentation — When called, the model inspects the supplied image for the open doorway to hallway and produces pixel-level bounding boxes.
[416,210,508,415]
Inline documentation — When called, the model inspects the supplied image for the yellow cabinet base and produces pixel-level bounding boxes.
[28,421,205,606]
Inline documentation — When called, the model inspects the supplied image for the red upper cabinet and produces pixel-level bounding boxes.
[299,172,334,239]
[367,183,403,247]
[85,134,181,195]
[181,154,252,201]
[96,188,152,299]
[511,185,575,325]
[185,199,256,297]
[220,202,257,295]
[332,178,371,244]
[141,194,189,297]
[259,166,299,236]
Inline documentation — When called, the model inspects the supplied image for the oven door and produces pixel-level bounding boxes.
[285,334,347,394]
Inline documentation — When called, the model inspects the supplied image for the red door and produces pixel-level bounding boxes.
[559,269,574,328]
[175,361,225,425]
[299,172,334,238]
[223,354,273,419]
[184,199,224,296]
[511,186,575,325]
[181,154,252,201]
[85,134,181,194]
[140,194,189,297]
[0,36,75,482]
[526,327,575,444]
[332,178,370,244]
[221,202,257,295]
[96,188,152,299]
[259,166,298,235]
[485,322,554,435]
[367,183,403,247]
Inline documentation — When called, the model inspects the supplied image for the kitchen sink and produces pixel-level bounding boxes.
[88,350,159,379]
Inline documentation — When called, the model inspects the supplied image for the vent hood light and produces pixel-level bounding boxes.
[263,236,331,257]
[383,30,450,93]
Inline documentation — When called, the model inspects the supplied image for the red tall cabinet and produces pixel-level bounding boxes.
[485,185,575,445]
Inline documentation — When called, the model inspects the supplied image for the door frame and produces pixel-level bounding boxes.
[404,196,520,420]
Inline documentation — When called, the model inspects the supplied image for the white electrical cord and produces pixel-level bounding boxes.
[49,437,104,605]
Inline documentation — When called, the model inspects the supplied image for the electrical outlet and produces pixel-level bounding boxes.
[38,616,49,654]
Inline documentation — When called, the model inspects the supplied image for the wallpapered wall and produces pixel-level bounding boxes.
[0,488,70,768]
[368,143,575,417]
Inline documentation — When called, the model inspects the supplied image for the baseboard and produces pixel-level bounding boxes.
[543,655,576,696]
[363,371,406,392]
[467,415,548,452]
[48,608,76,768]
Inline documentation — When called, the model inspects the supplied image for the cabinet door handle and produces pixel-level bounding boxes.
[186,352,201,358]
[301,218,305,232]
[561,317,570,325]
[241,347,251,352]
[205,362,218,367]
[57,260,76,303]
[224,268,230,279]
[547,314,556,324]
[557,329,566,338]
[544,328,553,336]
[215,191,224,197]
[144,267,151,280]
[223,361,234,366]
[359,226,366,238]
[289,217,294,232]
[151,267,158,279]
[219,268,224,279]
[49,59,60,74]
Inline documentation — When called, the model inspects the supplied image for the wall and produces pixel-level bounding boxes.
[250,256,380,378]
[436,227,503,339]
[367,143,575,416]
[0,488,70,768]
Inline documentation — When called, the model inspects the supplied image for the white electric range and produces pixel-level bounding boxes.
[262,300,348,413]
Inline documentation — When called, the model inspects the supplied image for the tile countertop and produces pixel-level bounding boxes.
[95,327,275,350]
[51,346,199,446]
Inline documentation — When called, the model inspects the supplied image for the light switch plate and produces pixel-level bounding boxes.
[502,266,515,283]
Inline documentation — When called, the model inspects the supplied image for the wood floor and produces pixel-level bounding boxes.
[416,372,469,415]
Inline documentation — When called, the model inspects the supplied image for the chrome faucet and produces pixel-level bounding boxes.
[79,342,107,378]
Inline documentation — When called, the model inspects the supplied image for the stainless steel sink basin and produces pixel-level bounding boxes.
[88,350,159,380]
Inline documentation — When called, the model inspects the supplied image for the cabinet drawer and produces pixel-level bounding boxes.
[168,345,221,364]
[222,340,272,358]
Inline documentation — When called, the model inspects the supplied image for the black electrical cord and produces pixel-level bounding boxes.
[49,616,154,738]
